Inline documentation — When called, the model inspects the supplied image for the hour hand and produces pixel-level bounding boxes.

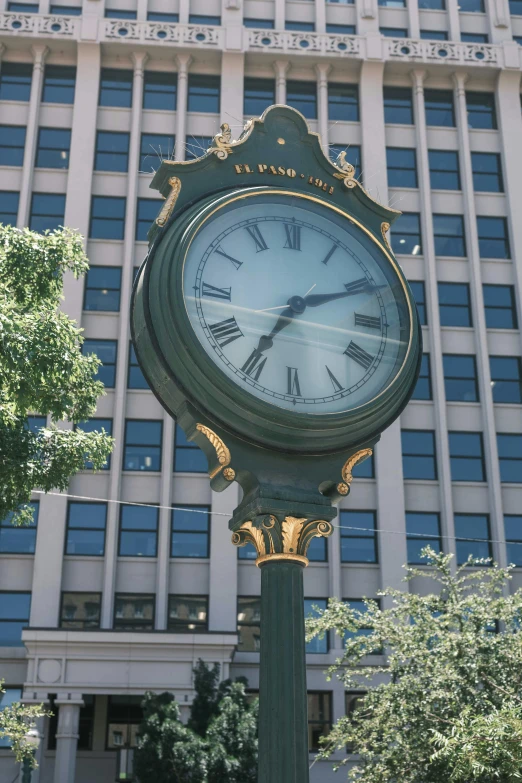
[305,280,384,308]
[256,306,295,352]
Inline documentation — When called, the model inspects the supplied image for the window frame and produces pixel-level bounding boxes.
[35,126,71,169]
[483,284,518,329]
[123,418,163,472]
[0,592,31,647]
[489,356,522,404]
[113,593,155,632]
[170,505,211,559]
[307,691,332,752]
[406,512,442,563]
[29,192,66,233]
[167,594,209,633]
[65,501,107,557]
[454,513,492,564]
[411,353,432,400]
[89,195,126,241]
[41,65,76,105]
[0,125,26,167]
[438,282,473,327]
[59,591,102,629]
[401,429,438,480]
[0,502,39,555]
[82,338,117,388]
[94,130,130,173]
[428,149,461,191]
[443,354,479,402]
[340,509,378,563]
[118,503,159,558]
[83,266,122,312]
[237,595,261,653]
[386,147,418,188]
[497,433,522,484]
[448,431,486,482]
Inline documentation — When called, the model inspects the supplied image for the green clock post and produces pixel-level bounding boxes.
[131,105,421,783]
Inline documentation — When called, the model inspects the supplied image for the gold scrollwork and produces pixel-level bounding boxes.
[231,516,333,567]
[281,516,306,554]
[332,150,357,189]
[342,448,373,486]
[155,177,181,226]
[232,521,266,556]
[381,222,392,252]
[208,123,234,160]
[195,424,232,479]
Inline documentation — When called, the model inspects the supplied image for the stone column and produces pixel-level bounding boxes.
[274,0,285,31]
[174,54,192,161]
[17,45,48,229]
[208,485,239,632]
[53,696,83,783]
[179,0,189,24]
[315,0,326,33]
[220,51,245,130]
[21,694,49,783]
[407,3,420,40]
[273,60,289,105]
[446,2,461,44]
[315,63,331,154]
[29,492,68,627]
[155,416,174,630]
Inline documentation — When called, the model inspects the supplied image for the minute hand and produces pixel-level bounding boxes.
[305,282,384,308]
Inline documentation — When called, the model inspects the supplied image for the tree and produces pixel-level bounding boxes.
[0,682,49,766]
[0,225,113,524]
[188,660,221,737]
[206,682,258,783]
[305,549,522,783]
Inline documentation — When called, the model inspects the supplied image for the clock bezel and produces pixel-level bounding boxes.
[133,186,422,454]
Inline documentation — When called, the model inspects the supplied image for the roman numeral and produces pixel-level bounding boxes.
[214,246,242,270]
[325,365,343,392]
[241,349,267,381]
[344,341,374,370]
[284,223,301,251]
[208,317,244,348]
[287,367,302,397]
[321,243,338,265]
[202,282,231,301]
[354,313,381,330]
[246,224,268,252]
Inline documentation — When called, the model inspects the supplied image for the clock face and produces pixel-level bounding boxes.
[182,191,411,415]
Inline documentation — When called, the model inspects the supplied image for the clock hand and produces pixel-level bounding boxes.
[305,283,386,308]
[256,305,296,353]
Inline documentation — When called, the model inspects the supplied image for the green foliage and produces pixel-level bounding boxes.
[0,682,49,766]
[188,660,221,737]
[305,549,522,783]
[0,225,113,523]
[206,682,259,783]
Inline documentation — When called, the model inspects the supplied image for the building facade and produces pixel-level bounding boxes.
[1,0,522,779]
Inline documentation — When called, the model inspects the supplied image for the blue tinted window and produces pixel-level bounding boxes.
[104,8,136,17]
[244,78,275,116]
[443,354,478,402]
[189,14,221,24]
[402,430,437,479]
[461,32,488,41]
[305,599,328,653]
[128,343,149,389]
[286,80,317,119]
[471,152,503,192]
[243,18,274,28]
[490,357,522,403]
[285,21,315,31]
[124,419,162,471]
[8,3,38,10]
[391,212,422,255]
[143,71,177,111]
[340,510,377,562]
[185,135,212,160]
[328,83,358,122]
[187,75,220,113]
[459,0,484,9]
[483,285,517,329]
[433,214,466,257]
[0,63,32,102]
[174,424,208,472]
[409,281,427,325]
[136,198,162,241]
[406,512,441,563]
[510,0,522,11]
[0,593,31,646]
[66,502,107,555]
[379,0,406,6]
[498,434,522,483]
[147,11,178,21]
[35,127,71,169]
[95,131,130,172]
[0,125,26,166]
[383,87,413,124]
[419,0,445,7]
[329,145,362,180]
[438,282,472,327]
[29,193,65,232]
[26,415,46,433]
[42,66,76,104]
[386,147,417,188]
[420,29,448,39]
[380,27,408,36]
[50,4,82,13]
[140,132,175,172]
[449,432,485,482]
[99,68,133,108]
[89,195,126,240]
[84,266,121,312]
[238,542,257,560]
[326,23,356,33]
[466,92,497,129]
[425,89,455,127]
[307,535,327,562]
[0,191,20,225]
[477,216,510,259]
[82,339,117,388]
[171,506,210,558]
[119,504,158,557]
[412,354,432,400]
[454,514,491,564]
[0,502,38,554]
[77,418,112,469]
[505,515,522,566]
[428,150,460,190]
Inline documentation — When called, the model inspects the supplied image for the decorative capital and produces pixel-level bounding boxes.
[232,515,333,567]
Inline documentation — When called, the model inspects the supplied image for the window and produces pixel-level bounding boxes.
[89,195,126,240]
[29,193,65,232]
[504,516,522,566]
[60,592,101,628]
[379,0,406,6]
[402,430,437,480]
[187,75,220,113]
[326,23,356,33]
[95,130,130,172]
[244,78,275,117]
[136,198,162,241]
[490,357,522,403]
[244,18,274,28]
[420,30,448,39]
[305,599,328,653]
[0,192,18,225]
[99,68,133,108]
[459,0,484,9]
[66,502,107,556]
[174,424,208,472]
[82,339,117,388]
[238,542,257,560]
[0,62,32,101]
[466,92,497,129]
[329,145,362,180]
[406,512,441,563]
[390,212,422,255]
[307,535,327,562]
[434,214,466,257]
[188,14,221,24]
[41,65,76,104]
[168,595,208,632]
[308,693,332,752]
[83,266,121,311]
[0,502,38,554]
[0,125,26,166]
[483,285,518,329]
[76,418,112,469]
[0,593,31,646]
[185,135,212,160]
[386,147,417,188]
[461,32,488,42]
[147,11,179,21]
[515,35,522,43]
[106,696,143,749]
[380,27,408,36]
[412,354,432,400]
[454,514,491,564]
[477,216,510,259]
[340,510,377,562]
[438,282,472,327]
[443,354,479,402]
[285,21,315,31]
[50,4,82,13]
[498,434,522,483]
[0,689,22,746]
[328,84,359,123]
[143,71,176,111]
[410,281,427,325]
[27,415,46,433]
[419,0,445,6]
[8,2,38,10]
[511,0,522,12]
[471,152,503,192]
[35,127,71,169]
[119,504,158,557]
[428,150,460,190]
[49,696,95,751]
[352,451,375,478]
[171,506,210,558]
[114,594,155,631]
[139,132,174,172]
[424,89,455,127]
[105,8,136,17]
[383,86,413,124]
[237,596,260,652]
[123,419,162,471]
[128,343,148,389]
[286,81,317,119]
[449,432,485,481]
